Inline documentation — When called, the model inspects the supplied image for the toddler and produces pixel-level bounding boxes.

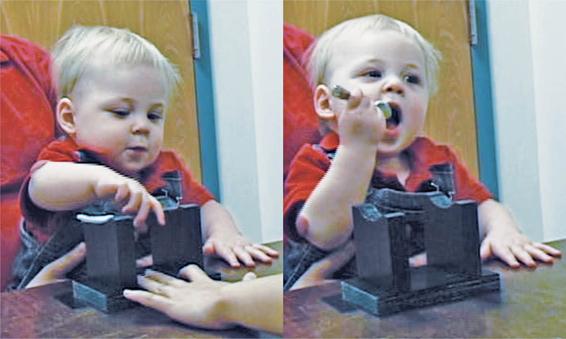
[13,25,277,288]
[284,15,560,289]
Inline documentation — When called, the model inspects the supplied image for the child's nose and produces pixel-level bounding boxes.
[131,116,150,135]
[382,78,404,96]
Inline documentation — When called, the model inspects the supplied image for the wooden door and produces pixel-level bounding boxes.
[285,0,479,177]
[1,0,203,181]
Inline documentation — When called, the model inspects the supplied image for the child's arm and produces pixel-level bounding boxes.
[298,89,385,250]
[29,161,165,230]
[478,199,561,267]
[201,201,279,267]
[124,266,283,334]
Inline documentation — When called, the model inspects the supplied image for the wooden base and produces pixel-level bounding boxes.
[341,267,500,316]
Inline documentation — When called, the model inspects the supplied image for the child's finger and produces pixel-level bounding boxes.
[252,244,279,257]
[493,244,520,268]
[479,241,492,260]
[214,243,241,268]
[149,197,166,225]
[123,289,171,310]
[346,88,363,110]
[178,264,211,283]
[122,189,142,213]
[114,183,129,202]
[524,244,554,263]
[133,195,151,229]
[202,240,216,256]
[244,245,272,263]
[233,246,255,267]
[510,245,536,267]
[534,242,562,257]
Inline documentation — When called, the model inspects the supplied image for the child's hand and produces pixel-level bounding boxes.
[335,88,385,149]
[480,227,561,268]
[203,233,279,268]
[94,172,165,232]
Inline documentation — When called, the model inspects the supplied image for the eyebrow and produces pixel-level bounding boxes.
[105,97,165,108]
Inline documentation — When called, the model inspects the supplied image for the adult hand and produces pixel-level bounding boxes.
[124,265,232,330]
[124,265,282,334]
[291,240,355,290]
[26,242,86,288]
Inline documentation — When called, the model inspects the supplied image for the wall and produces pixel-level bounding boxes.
[207,0,282,243]
[486,0,566,241]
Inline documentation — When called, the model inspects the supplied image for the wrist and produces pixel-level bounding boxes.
[217,283,240,327]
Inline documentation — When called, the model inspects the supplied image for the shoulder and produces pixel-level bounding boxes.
[37,138,81,162]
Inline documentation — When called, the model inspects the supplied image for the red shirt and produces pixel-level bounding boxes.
[284,132,492,241]
[20,138,214,243]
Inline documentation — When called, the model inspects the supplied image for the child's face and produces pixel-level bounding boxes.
[62,63,167,176]
[325,30,430,156]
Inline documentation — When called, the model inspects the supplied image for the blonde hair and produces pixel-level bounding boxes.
[308,14,442,95]
[52,25,180,99]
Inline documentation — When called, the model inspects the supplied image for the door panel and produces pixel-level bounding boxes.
[285,0,479,177]
[1,0,202,181]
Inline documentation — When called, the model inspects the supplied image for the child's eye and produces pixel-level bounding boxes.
[148,112,163,121]
[111,109,130,117]
[404,74,421,85]
[363,70,383,78]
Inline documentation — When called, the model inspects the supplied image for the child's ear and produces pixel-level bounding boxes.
[56,98,77,136]
[314,84,336,122]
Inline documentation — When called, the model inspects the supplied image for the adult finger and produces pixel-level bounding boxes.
[123,289,171,310]
[178,264,211,283]
[143,269,186,287]
[233,246,255,267]
[137,275,171,296]
[315,240,355,277]
[27,242,86,288]
[136,255,153,268]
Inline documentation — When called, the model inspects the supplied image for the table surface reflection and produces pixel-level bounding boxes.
[1,241,282,338]
[284,239,566,338]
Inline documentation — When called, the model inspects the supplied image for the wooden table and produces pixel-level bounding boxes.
[1,241,282,338]
[284,239,566,337]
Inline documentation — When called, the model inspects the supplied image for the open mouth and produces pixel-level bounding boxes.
[127,146,147,152]
[386,102,402,129]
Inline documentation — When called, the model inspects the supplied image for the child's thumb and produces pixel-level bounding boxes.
[480,240,492,260]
